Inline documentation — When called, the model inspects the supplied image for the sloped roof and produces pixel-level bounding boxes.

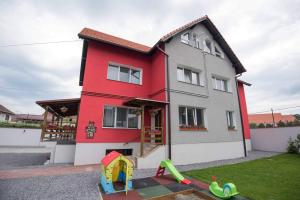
[78,16,246,86]
[101,151,121,167]
[249,113,296,124]
[0,104,14,115]
[79,28,151,53]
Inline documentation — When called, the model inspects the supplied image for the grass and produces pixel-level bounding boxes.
[183,154,300,200]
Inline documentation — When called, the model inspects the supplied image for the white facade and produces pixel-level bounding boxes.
[0,113,13,122]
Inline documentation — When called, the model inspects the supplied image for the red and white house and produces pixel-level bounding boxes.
[37,16,251,168]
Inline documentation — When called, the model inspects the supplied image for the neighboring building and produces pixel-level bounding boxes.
[37,16,251,168]
[0,104,14,122]
[248,113,296,126]
[12,114,45,124]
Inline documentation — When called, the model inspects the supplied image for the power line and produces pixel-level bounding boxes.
[0,39,81,47]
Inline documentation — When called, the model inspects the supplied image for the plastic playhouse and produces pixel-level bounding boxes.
[156,159,191,185]
[209,176,239,199]
[100,151,134,194]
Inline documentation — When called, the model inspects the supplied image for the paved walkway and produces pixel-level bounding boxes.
[0,151,280,180]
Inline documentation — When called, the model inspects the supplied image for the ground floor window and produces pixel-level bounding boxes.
[226,111,236,130]
[179,106,206,130]
[106,149,133,156]
[103,106,139,128]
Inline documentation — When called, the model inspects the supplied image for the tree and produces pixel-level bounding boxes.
[277,120,286,127]
[266,123,273,128]
[258,123,265,128]
[294,114,300,121]
[250,123,257,129]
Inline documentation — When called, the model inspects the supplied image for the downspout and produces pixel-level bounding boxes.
[156,45,172,160]
[235,73,247,157]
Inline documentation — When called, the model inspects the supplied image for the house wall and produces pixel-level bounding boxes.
[165,24,245,160]
[251,127,300,152]
[0,113,12,122]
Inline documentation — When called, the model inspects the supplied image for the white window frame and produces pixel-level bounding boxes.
[107,63,142,85]
[103,105,140,129]
[226,111,236,129]
[177,67,201,86]
[214,44,224,58]
[181,32,190,44]
[212,76,231,92]
[179,106,206,128]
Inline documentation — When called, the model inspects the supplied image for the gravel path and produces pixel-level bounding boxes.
[0,153,50,170]
[0,172,100,200]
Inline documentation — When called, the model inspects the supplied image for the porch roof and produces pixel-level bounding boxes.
[36,98,80,117]
[123,98,169,107]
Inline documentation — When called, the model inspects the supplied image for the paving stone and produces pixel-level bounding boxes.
[137,185,172,199]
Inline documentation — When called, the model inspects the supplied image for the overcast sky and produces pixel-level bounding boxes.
[0,0,299,115]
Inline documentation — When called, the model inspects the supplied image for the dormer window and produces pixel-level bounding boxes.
[203,39,212,53]
[214,45,224,58]
[181,32,190,44]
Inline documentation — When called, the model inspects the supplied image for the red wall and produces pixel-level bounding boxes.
[76,41,166,143]
[238,82,251,139]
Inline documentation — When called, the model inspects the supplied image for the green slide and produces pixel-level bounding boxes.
[209,181,239,199]
[159,160,191,184]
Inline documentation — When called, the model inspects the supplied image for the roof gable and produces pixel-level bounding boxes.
[0,104,14,115]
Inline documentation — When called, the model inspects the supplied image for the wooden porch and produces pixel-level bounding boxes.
[36,98,80,142]
[124,98,168,157]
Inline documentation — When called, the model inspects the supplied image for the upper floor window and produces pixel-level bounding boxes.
[177,67,200,85]
[181,32,190,44]
[212,76,230,92]
[226,111,236,130]
[179,106,206,128]
[214,45,224,58]
[203,39,212,53]
[103,106,139,128]
[108,64,142,85]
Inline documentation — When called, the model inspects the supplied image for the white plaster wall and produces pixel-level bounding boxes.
[171,141,244,165]
[0,128,41,146]
[251,127,300,152]
[74,143,139,165]
[245,139,252,151]
[54,145,76,163]
[137,146,167,169]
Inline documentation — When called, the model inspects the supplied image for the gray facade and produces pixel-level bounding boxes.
[165,24,243,145]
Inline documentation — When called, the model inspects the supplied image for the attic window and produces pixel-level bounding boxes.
[192,33,200,49]
[214,45,224,58]
[203,39,212,53]
[181,32,190,44]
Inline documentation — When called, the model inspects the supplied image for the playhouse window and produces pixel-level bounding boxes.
[108,64,142,85]
[103,106,138,128]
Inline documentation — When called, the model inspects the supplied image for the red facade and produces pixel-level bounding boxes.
[76,41,166,143]
[238,82,251,139]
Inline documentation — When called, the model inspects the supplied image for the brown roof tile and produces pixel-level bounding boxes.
[249,113,296,124]
[0,104,14,115]
[78,28,151,53]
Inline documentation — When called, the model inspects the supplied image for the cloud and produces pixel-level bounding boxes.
[0,0,299,115]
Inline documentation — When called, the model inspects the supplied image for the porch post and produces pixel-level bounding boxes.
[140,105,145,157]
[41,106,48,141]
[161,107,164,145]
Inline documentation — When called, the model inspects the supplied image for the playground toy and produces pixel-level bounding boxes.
[156,159,191,185]
[100,151,133,194]
[209,176,239,199]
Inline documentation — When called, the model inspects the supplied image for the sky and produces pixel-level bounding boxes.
[0,0,300,115]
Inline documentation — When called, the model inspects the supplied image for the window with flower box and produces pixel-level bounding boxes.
[179,106,206,131]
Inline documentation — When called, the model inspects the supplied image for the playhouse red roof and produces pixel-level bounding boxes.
[101,151,121,167]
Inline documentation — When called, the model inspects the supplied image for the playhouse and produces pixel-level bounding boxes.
[100,151,134,194]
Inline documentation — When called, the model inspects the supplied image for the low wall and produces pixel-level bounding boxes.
[251,127,300,152]
[0,128,41,146]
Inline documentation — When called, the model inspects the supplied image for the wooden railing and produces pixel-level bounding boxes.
[41,124,76,141]
[144,126,163,144]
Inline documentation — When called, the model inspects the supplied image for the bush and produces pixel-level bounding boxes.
[0,122,41,129]
[287,134,300,154]
[266,124,273,128]
[250,123,257,129]
[258,123,265,128]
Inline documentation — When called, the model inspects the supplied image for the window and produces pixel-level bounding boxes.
[181,32,190,44]
[107,64,142,84]
[179,106,206,128]
[212,76,230,92]
[103,106,139,128]
[203,39,212,53]
[226,111,236,129]
[214,45,224,58]
[177,67,200,85]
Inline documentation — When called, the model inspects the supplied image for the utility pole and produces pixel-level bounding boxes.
[271,108,275,127]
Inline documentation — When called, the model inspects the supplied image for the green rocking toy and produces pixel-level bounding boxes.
[209,176,239,199]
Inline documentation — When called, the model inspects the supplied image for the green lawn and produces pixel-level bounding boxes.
[183,154,300,200]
